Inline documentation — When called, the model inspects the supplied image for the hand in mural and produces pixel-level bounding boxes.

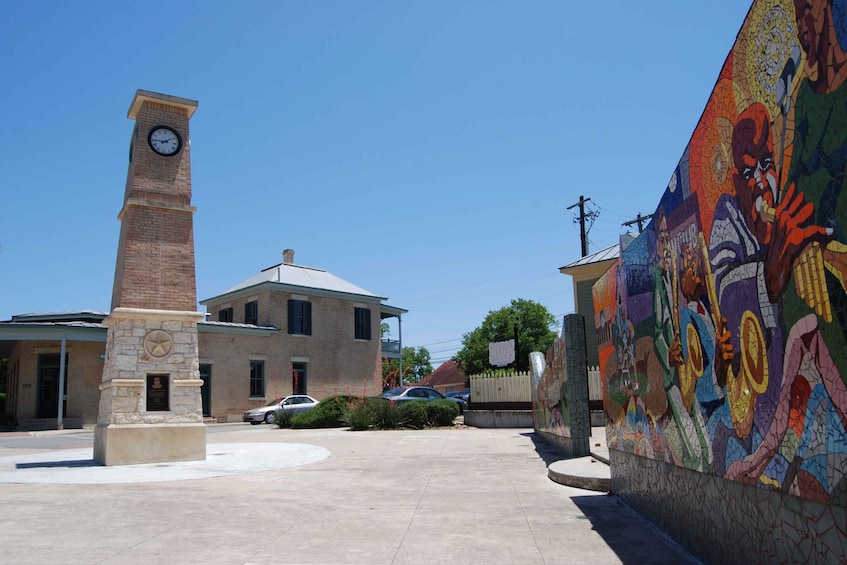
[763,182,833,302]
[713,316,734,389]
[668,334,684,368]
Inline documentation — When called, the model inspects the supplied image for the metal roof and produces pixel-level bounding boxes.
[9,311,108,323]
[202,262,385,304]
[559,243,619,270]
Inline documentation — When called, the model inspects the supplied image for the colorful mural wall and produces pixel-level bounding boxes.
[533,337,568,437]
[593,0,847,507]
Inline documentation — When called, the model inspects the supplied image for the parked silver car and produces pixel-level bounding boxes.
[381,386,467,414]
[242,395,319,424]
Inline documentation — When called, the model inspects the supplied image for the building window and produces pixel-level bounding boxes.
[288,300,312,335]
[218,307,233,323]
[354,307,371,340]
[249,360,264,397]
[245,301,258,325]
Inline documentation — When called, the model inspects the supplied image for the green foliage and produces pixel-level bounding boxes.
[394,401,427,429]
[368,398,401,429]
[340,397,402,430]
[291,395,356,428]
[455,298,558,375]
[273,409,295,429]
[382,346,433,387]
[469,368,522,378]
[341,397,375,430]
[394,400,458,428]
[425,400,459,426]
[287,395,457,430]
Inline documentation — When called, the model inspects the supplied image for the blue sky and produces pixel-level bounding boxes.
[1,1,752,366]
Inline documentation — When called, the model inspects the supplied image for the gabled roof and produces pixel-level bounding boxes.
[420,361,468,388]
[201,261,385,305]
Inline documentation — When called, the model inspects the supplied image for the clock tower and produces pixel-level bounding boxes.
[94,89,206,465]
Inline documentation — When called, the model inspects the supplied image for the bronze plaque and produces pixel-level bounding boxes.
[146,374,170,411]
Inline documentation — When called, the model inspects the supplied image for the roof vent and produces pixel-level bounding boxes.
[283,249,295,265]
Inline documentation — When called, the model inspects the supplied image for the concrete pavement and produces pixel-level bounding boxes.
[0,424,697,564]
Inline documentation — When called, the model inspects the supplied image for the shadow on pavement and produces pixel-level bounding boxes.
[17,459,99,469]
[520,431,564,466]
[570,494,700,565]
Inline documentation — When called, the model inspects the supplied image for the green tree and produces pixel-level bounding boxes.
[382,346,433,388]
[455,298,557,375]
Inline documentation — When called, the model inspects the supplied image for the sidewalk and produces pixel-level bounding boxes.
[0,425,696,564]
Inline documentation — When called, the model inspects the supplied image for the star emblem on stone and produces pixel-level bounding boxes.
[144,330,173,358]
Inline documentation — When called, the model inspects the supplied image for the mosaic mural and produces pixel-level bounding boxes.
[593,0,847,506]
[532,337,568,436]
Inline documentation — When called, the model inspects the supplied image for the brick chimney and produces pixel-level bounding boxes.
[283,249,295,265]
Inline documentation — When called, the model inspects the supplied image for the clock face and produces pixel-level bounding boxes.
[148,126,182,156]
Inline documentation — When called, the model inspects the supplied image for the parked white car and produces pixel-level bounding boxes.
[242,395,319,424]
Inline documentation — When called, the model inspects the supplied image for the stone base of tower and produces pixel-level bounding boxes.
[94,307,207,466]
[93,423,206,465]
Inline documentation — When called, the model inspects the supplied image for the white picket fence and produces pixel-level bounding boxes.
[469,366,603,404]
[469,372,532,403]
[587,366,602,402]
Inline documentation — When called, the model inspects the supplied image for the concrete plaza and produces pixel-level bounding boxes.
[0,424,697,564]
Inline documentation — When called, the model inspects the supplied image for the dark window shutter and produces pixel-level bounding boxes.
[288,300,296,334]
[364,309,371,340]
[304,301,312,335]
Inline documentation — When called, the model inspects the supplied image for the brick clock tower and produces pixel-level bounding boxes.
[93,90,206,465]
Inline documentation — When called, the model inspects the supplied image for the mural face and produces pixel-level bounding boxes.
[593,0,847,505]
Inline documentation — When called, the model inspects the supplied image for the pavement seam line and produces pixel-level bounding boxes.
[389,443,440,564]
[502,432,547,565]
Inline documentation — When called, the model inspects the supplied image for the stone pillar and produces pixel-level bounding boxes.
[563,313,590,457]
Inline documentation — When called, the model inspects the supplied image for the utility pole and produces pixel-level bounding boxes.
[567,195,597,257]
[622,212,654,233]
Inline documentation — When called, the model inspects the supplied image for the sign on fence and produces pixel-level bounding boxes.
[488,339,515,367]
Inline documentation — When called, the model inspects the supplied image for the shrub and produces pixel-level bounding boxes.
[291,395,360,429]
[341,397,404,430]
[425,400,459,427]
[287,395,458,430]
[395,401,427,429]
[370,398,401,429]
[341,396,375,431]
[274,409,295,429]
